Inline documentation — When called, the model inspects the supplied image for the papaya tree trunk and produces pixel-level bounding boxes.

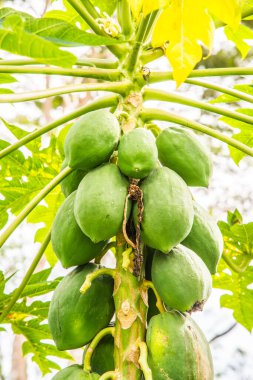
[113,234,147,379]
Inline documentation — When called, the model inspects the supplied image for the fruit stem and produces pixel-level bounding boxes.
[0,81,130,103]
[0,95,119,160]
[185,79,253,105]
[99,371,117,380]
[140,107,253,158]
[222,253,252,273]
[141,48,164,64]
[143,280,166,313]
[66,0,124,58]
[138,342,153,380]
[144,88,253,125]
[0,231,51,323]
[95,242,116,264]
[83,326,115,372]
[0,166,73,249]
[80,268,116,294]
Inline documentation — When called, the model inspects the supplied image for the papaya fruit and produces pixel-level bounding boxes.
[118,128,158,179]
[156,126,213,187]
[48,264,114,350]
[90,335,114,375]
[51,191,106,268]
[182,202,223,274]
[152,245,212,312]
[147,311,214,380]
[61,159,86,197]
[64,109,120,170]
[75,163,131,243]
[134,167,194,252]
[52,365,99,380]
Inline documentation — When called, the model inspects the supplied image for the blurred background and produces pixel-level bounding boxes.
[0,0,253,379]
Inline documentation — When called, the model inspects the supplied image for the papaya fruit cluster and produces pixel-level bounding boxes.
[49,109,223,379]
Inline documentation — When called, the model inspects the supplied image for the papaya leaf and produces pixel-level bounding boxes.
[210,84,253,104]
[220,108,253,164]
[0,270,70,375]
[213,210,253,331]
[0,73,16,84]
[152,0,215,86]
[224,24,253,59]
[88,0,118,15]
[45,0,88,30]
[205,0,242,30]
[0,13,76,67]
[0,9,124,47]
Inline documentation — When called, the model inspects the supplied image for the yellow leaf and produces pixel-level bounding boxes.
[166,39,202,86]
[143,0,170,15]
[128,0,143,19]
[152,0,215,86]
[205,0,242,29]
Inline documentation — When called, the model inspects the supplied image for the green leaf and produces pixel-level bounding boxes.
[220,108,253,164]
[225,24,253,59]
[213,211,253,331]
[0,13,76,67]
[44,0,88,30]
[88,0,117,15]
[0,73,16,84]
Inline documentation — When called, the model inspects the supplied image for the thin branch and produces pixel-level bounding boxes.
[0,58,119,69]
[0,231,51,323]
[209,323,237,344]
[141,48,164,65]
[145,67,253,83]
[99,372,117,380]
[140,108,253,158]
[0,65,121,81]
[144,280,166,313]
[144,88,253,125]
[0,166,73,249]
[222,253,252,273]
[0,81,130,103]
[0,95,120,159]
[186,79,253,105]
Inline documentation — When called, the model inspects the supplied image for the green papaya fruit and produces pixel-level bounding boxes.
[156,126,213,187]
[90,335,114,375]
[51,191,106,268]
[118,128,158,179]
[75,163,131,243]
[48,264,114,350]
[61,159,86,197]
[147,311,214,380]
[182,202,223,274]
[134,167,194,252]
[152,245,212,312]
[64,109,120,170]
[52,365,99,380]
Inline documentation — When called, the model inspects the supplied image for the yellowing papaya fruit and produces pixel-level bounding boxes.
[156,126,213,187]
[64,109,120,170]
[51,191,107,268]
[61,159,86,197]
[152,245,212,312]
[90,335,114,375]
[134,167,194,252]
[52,365,99,379]
[182,202,223,274]
[74,163,131,243]
[118,128,158,179]
[147,311,214,380]
[48,264,114,350]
